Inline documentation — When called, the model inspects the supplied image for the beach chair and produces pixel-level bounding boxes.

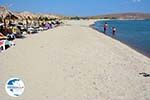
[5,40,15,47]
[0,40,15,52]
[0,33,8,39]
[0,40,5,52]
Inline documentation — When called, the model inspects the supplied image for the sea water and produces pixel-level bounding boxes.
[93,20,150,58]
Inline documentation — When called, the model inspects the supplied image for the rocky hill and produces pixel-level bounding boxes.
[89,13,150,19]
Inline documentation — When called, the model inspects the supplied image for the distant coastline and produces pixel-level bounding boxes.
[87,12,150,20]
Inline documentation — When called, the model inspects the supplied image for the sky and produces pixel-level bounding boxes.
[0,0,150,16]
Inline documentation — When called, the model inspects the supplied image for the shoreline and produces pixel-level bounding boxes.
[0,19,150,100]
[90,20,150,59]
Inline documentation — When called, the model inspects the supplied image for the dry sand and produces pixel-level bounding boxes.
[0,20,150,100]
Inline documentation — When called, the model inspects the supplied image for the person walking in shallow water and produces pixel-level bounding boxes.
[112,27,116,36]
[103,22,108,34]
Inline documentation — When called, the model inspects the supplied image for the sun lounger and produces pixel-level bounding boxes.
[0,40,15,52]
[0,33,8,40]
[0,40,5,52]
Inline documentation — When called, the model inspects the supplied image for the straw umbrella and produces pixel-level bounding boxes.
[19,11,37,26]
[0,6,18,27]
[0,6,9,27]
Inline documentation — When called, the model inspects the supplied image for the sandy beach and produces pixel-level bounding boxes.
[0,20,150,100]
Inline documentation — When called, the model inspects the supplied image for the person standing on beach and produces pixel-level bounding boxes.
[104,22,108,34]
[112,27,116,36]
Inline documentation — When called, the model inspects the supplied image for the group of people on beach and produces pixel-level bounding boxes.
[103,22,116,36]
[0,19,62,52]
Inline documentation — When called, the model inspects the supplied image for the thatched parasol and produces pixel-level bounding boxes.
[0,6,17,19]
[0,6,10,18]
[37,13,60,21]
[0,6,18,27]
[0,6,8,27]
[19,11,37,20]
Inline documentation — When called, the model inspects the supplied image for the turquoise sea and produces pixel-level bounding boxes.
[93,20,150,58]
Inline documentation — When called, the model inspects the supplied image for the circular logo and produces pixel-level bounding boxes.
[5,78,25,97]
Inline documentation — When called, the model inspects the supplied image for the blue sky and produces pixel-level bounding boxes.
[1,0,150,16]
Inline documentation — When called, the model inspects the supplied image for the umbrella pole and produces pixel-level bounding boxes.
[4,18,6,28]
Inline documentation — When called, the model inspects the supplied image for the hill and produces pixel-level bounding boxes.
[89,13,150,19]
